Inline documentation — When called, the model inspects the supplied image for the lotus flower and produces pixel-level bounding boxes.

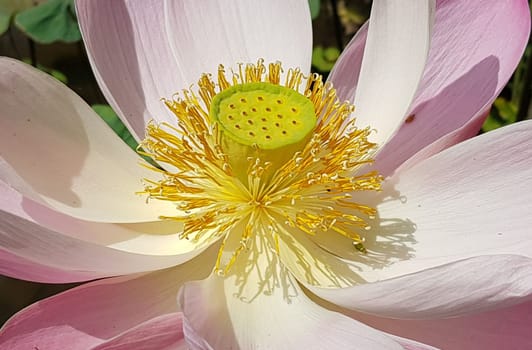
[0,0,530,349]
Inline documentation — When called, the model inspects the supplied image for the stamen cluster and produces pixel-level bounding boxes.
[140,60,381,275]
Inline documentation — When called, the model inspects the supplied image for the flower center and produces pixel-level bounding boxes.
[211,82,316,150]
[139,60,382,283]
[210,82,317,183]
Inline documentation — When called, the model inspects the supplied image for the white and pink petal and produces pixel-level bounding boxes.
[0,177,216,282]
[375,0,531,175]
[330,0,530,176]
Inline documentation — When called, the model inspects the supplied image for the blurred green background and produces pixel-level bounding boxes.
[0,0,531,325]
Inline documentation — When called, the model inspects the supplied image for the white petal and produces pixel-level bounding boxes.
[310,254,532,319]
[375,121,532,276]
[178,235,409,350]
[163,0,313,78]
[0,57,177,222]
[308,121,532,317]
[353,0,435,147]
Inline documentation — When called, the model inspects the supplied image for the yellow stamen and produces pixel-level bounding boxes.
[139,59,382,276]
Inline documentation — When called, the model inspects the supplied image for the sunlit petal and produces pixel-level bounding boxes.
[179,239,413,349]
[308,121,532,317]
[0,58,177,222]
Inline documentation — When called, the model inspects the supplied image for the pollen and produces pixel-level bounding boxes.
[139,59,382,280]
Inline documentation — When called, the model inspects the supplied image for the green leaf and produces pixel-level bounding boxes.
[14,0,80,44]
[308,0,320,20]
[0,0,33,35]
[92,104,139,151]
[92,104,159,166]
[312,46,340,73]
[482,98,518,132]
[48,67,68,83]
[21,58,69,83]
[0,2,14,35]
[482,113,503,132]
[493,97,517,123]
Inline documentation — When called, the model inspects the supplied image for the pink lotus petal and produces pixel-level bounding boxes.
[0,57,177,223]
[308,120,532,318]
[393,108,489,174]
[0,247,97,283]
[389,336,439,350]
[0,268,197,349]
[327,22,367,103]
[350,298,532,350]
[330,0,530,176]
[76,0,312,140]
[91,313,187,350]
